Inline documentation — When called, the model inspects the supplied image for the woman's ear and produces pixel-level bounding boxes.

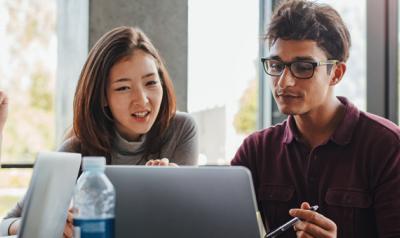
[330,62,346,86]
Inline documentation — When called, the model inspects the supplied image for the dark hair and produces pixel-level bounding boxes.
[266,0,351,62]
[73,26,176,163]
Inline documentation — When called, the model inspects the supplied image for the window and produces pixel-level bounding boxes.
[319,0,367,111]
[188,0,259,165]
[0,169,32,216]
[0,0,56,216]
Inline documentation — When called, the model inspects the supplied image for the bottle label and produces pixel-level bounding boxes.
[73,218,114,238]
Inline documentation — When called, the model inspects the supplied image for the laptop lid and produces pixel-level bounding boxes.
[18,152,81,238]
[105,166,261,238]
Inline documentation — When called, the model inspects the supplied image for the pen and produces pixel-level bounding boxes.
[265,205,319,238]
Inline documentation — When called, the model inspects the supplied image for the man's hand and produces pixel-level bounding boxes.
[290,202,337,238]
[145,158,178,167]
[0,91,8,132]
[63,209,73,238]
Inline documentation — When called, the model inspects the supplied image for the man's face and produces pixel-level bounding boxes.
[268,39,336,116]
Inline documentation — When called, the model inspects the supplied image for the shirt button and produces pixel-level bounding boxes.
[344,195,352,203]
[308,177,317,183]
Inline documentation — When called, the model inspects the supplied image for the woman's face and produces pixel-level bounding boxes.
[107,50,163,141]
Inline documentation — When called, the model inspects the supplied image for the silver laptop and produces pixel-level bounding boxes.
[16,152,81,238]
[105,166,261,238]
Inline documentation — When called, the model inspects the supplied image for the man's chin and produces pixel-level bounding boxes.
[278,106,299,116]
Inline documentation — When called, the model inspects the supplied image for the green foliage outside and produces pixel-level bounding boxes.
[0,0,56,216]
[234,79,258,134]
[1,0,56,163]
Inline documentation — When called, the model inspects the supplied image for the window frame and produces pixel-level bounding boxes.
[367,0,399,124]
[1,163,34,169]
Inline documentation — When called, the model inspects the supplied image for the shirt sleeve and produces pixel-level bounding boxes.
[57,136,81,153]
[231,136,252,168]
[231,134,264,224]
[231,134,261,190]
[0,195,25,235]
[170,113,199,165]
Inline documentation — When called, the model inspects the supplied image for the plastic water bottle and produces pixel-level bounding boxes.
[73,157,115,238]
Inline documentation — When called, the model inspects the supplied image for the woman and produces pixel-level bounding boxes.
[61,26,198,165]
[1,26,198,237]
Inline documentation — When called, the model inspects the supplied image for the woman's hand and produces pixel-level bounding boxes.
[63,209,73,238]
[145,158,178,167]
[8,218,21,235]
[290,202,337,238]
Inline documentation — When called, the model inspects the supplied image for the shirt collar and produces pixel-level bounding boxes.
[282,96,360,145]
[113,129,146,154]
[283,115,298,144]
[330,96,360,145]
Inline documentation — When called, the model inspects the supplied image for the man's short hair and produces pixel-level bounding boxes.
[266,0,351,62]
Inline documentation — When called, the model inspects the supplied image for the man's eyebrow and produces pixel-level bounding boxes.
[267,56,317,61]
[268,55,281,60]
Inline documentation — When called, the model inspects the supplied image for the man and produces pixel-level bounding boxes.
[231,0,400,237]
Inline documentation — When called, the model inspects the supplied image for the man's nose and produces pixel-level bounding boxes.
[276,67,296,89]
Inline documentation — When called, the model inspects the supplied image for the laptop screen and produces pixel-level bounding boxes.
[18,152,81,238]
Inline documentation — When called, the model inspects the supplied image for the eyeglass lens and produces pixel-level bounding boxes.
[264,60,314,79]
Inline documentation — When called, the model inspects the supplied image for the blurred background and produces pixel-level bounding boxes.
[0,0,398,216]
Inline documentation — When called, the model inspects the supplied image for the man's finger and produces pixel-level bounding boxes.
[294,220,331,238]
[289,209,336,231]
[300,202,311,210]
[295,230,313,238]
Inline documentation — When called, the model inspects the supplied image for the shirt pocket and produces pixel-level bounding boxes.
[325,188,373,237]
[257,185,295,235]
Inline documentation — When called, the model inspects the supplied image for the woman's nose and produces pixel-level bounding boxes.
[131,88,149,106]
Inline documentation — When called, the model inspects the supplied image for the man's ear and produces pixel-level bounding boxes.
[330,62,346,86]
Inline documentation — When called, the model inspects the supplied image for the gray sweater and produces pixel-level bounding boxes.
[60,112,199,165]
[0,112,198,235]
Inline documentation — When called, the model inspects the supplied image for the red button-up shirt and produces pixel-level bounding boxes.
[232,97,400,237]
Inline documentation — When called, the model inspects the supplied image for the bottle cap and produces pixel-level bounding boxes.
[82,156,106,171]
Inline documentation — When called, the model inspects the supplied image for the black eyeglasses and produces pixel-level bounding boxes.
[261,58,339,79]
